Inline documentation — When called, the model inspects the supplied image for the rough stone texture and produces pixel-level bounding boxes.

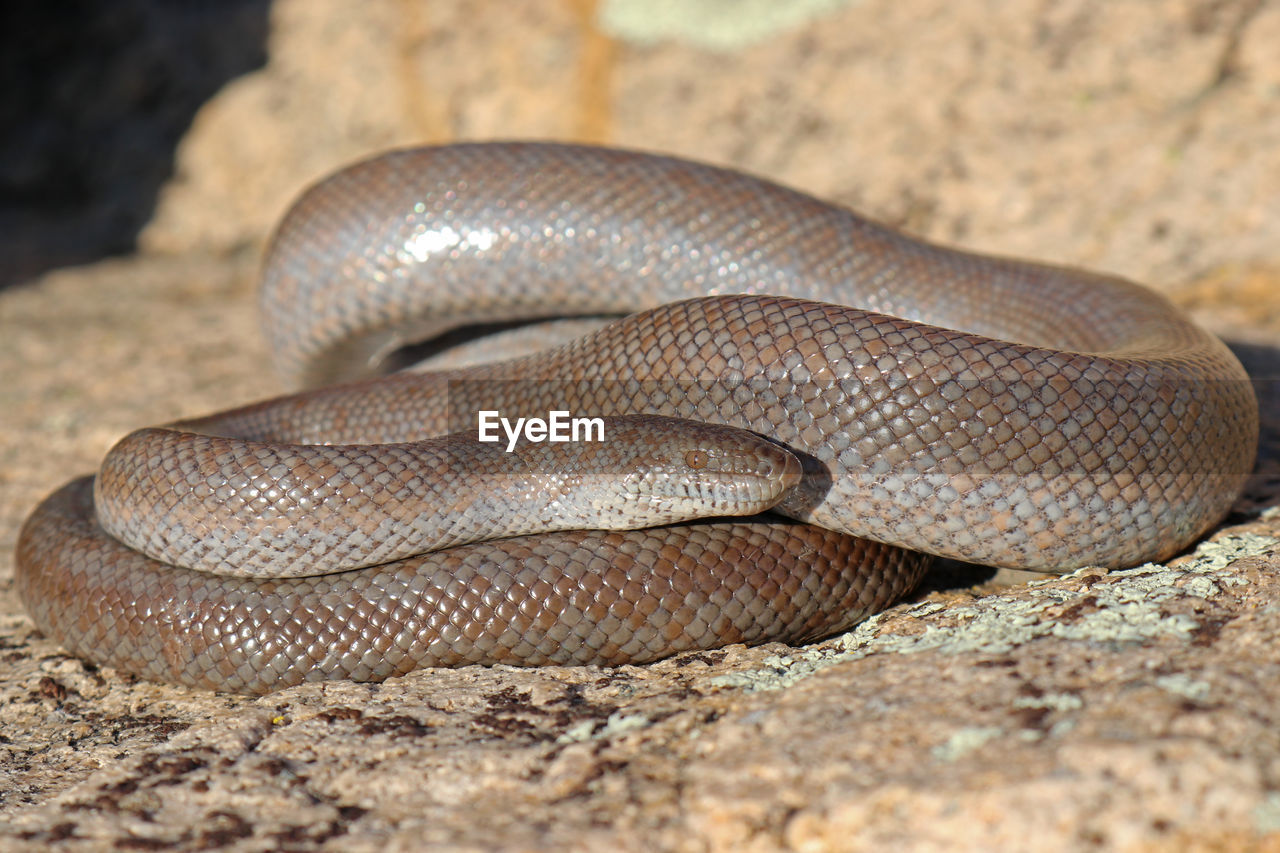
[2,0,1279,850]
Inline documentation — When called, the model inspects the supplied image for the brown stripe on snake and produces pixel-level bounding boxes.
[16,143,1258,694]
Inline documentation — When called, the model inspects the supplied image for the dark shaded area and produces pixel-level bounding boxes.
[921,557,1000,592]
[1227,338,1280,512]
[0,0,271,289]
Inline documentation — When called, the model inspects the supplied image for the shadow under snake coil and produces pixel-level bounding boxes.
[16,143,1259,694]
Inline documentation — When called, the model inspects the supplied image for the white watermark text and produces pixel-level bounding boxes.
[477,410,605,452]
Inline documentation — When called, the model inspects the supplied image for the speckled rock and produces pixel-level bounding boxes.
[2,0,1279,850]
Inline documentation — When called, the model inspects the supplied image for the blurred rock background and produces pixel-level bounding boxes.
[5,0,1278,305]
[0,0,270,287]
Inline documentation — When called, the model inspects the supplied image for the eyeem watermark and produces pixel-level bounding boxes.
[477,410,605,452]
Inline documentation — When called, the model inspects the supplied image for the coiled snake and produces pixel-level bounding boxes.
[16,143,1258,694]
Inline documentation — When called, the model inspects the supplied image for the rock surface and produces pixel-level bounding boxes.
[2,0,1279,850]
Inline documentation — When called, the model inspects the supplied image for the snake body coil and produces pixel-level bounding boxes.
[16,143,1258,694]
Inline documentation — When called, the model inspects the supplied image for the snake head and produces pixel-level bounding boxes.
[569,415,802,528]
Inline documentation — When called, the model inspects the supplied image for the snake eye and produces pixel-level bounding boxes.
[684,449,709,470]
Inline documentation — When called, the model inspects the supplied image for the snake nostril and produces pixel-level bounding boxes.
[778,450,803,490]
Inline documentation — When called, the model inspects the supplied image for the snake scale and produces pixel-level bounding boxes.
[16,143,1258,694]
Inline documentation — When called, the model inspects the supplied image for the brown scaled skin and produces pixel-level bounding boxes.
[16,143,1258,694]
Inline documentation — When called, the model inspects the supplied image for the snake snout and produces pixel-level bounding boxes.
[682,439,802,494]
[590,415,801,523]
[654,420,802,516]
[685,440,802,515]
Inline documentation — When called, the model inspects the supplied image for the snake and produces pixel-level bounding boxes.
[15,142,1258,695]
